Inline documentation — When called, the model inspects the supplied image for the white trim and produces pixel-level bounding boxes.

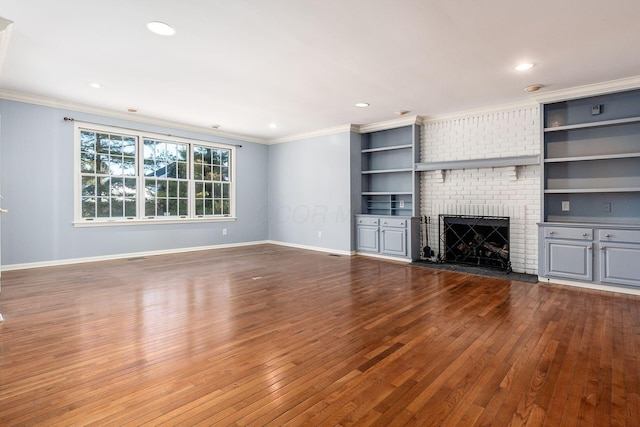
[0,89,267,144]
[357,115,423,133]
[268,240,354,256]
[0,241,270,272]
[354,251,413,263]
[73,216,237,227]
[539,275,640,296]
[531,75,640,104]
[423,101,539,124]
[268,124,357,144]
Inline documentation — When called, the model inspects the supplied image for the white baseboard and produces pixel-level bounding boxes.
[1,240,270,271]
[539,276,640,296]
[267,240,354,257]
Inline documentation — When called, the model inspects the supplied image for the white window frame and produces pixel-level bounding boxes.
[73,121,237,227]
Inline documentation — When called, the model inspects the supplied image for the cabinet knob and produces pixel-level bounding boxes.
[549,231,555,235]
[582,233,588,237]
[383,221,387,224]
[604,234,610,238]
[587,246,592,250]
[600,246,606,250]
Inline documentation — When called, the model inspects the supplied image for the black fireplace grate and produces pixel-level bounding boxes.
[438,215,511,273]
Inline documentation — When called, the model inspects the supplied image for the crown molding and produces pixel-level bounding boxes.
[423,100,539,124]
[531,75,640,104]
[356,115,423,133]
[0,89,268,144]
[268,124,357,145]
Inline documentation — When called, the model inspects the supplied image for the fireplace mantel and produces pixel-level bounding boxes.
[415,154,539,171]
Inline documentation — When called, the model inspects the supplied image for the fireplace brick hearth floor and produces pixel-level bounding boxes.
[411,260,539,283]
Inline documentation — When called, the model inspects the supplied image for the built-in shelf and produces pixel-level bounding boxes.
[362,191,412,196]
[362,168,413,174]
[545,187,640,194]
[544,116,640,132]
[361,144,412,153]
[545,152,640,163]
[415,154,539,171]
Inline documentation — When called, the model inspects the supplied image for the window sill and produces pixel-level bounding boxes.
[73,216,237,227]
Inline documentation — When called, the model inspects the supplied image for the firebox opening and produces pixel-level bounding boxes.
[439,215,511,273]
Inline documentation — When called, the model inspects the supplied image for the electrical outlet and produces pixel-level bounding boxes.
[222,228,227,236]
[399,200,405,208]
[603,202,611,212]
[561,201,570,212]
[318,231,322,239]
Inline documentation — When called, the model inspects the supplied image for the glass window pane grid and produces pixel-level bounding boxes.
[78,127,232,221]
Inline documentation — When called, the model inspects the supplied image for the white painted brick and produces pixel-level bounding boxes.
[421,105,541,274]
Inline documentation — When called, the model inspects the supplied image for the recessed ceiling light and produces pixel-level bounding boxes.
[269,123,278,129]
[88,82,103,89]
[211,124,220,129]
[355,102,370,108]
[395,110,410,116]
[524,84,544,92]
[515,63,534,71]
[147,21,175,36]
[127,108,138,113]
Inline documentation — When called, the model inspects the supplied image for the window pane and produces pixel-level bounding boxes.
[214,200,221,215]
[168,181,177,198]
[97,197,110,217]
[111,199,124,217]
[179,199,188,215]
[221,167,229,182]
[123,137,136,156]
[145,198,156,216]
[177,162,187,179]
[221,150,229,166]
[110,135,123,153]
[178,181,188,198]
[125,198,136,217]
[195,200,204,215]
[82,197,96,218]
[97,178,110,196]
[222,183,229,198]
[97,134,110,154]
[80,131,96,153]
[82,177,95,196]
[212,150,221,165]
[212,166,221,181]
[168,199,177,216]
[122,157,136,176]
[222,199,230,215]
[205,199,213,215]
[81,152,95,173]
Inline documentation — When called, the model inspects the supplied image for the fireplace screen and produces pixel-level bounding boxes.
[439,215,511,272]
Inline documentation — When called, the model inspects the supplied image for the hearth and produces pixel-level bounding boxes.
[438,215,511,273]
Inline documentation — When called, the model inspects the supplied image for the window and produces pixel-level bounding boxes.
[75,123,235,225]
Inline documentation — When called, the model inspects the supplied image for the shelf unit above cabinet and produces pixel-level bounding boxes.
[541,88,640,225]
[360,124,420,217]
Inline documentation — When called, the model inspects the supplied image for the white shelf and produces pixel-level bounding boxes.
[362,168,413,174]
[361,144,412,153]
[545,152,640,163]
[544,187,640,194]
[544,116,640,132]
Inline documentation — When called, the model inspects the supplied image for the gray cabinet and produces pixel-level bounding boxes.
[540,224,640,289]
[598,229,640,287]
[356,215,418,260]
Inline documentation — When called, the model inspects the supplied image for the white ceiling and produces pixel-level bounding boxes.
[1,0,639,141]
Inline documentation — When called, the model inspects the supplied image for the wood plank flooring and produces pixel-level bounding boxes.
[1,244,639,426]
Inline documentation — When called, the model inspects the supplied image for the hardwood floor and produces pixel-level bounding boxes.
[1,244,639,426]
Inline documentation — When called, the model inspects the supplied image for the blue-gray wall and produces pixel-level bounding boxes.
[0,99,269,266]
[267,131,359,253]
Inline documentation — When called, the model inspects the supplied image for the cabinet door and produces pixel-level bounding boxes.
[599,243,640,288]
[357,226,379,253]
[381,227,407,257]
[545,239,593,281]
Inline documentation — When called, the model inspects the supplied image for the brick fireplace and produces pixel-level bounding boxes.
[419,105,541,275]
